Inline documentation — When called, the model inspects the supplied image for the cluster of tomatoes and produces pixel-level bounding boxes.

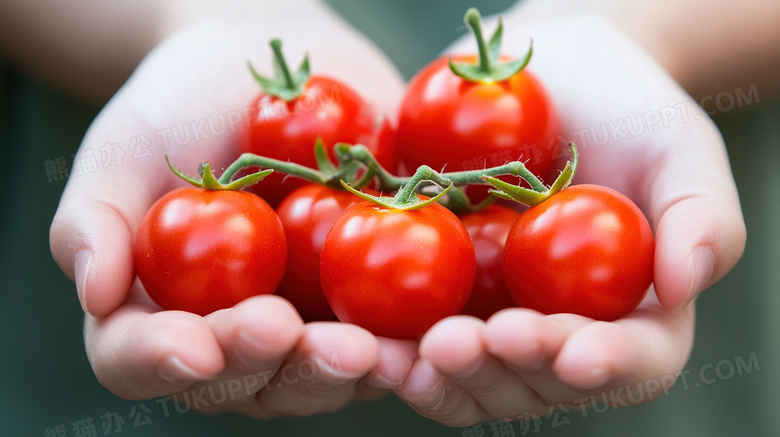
[134,9,654,339]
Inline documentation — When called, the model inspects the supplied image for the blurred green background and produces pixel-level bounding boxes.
[2,0,778,436]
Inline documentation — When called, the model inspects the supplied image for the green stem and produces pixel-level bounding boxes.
[340,165,453,211]
[338,144,546,193]
[270,39,296,89]
[394,166,451,206]
[218,153,328,185]
[223,143,549,195]
[217,143,556,202]
[338,144,407,189]
[350,163,377,190]
[444,185,497,213]
[465,8,491,73]
[483,143,579,206]
[449,8,531,83]
[248,38,309,101]
[442,162,547,192]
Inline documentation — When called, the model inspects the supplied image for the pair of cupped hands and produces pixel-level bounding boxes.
[49,6,745,426]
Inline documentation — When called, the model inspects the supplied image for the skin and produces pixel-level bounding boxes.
[39,0,752,425]
[394,13,745,424]
[49,2,412,415]
[510,0,780,102]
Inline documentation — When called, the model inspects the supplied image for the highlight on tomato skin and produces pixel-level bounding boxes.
[319,200,477,340]
[133,187,287,316]
[502,184,655,321]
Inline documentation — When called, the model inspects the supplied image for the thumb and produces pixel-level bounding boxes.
[649,118,746,310]
[49,155,158,317]
[48,22,256,317]
[49,99,168,317]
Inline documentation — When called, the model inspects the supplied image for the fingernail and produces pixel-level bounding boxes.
[156,356,207,383]
[74,250,92,314]
[367,372,396,389]
[687,246,714,307]
[428,378,449,411]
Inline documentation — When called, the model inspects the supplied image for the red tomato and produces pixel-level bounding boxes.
[320,201,476,339]
[134,187,286,316]
[274,184,371,322]
[238,76,396,206]
[503,185,654,321]
[396,56,560,197]
[459,204,521,320]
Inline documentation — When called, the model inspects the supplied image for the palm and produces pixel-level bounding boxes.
[52,19,409,415]
[394,14,743,425]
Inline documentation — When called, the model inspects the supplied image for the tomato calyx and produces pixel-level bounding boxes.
[449,7,533,83]
[248,38,310,101]
[165,155,273,191]
[484,143,579,206]
[341,165,453,210]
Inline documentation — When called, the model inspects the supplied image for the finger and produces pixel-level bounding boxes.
[396,358,489,427]
[553,293,695,402]
[48,23,274,317]
[84,293,224,399]
[50,201,135,316]
[206,295,304,376]
[48,110,158,316]
[240,322,379,418]
[648,136,746,310]
[644,118,746,310]
[163,296,304,412]
[355,337,417,400]
[475,15,746,310]
[484,309,592,408]
[49,23,255,317]
[47,83,215,318]
[416,316,545,422]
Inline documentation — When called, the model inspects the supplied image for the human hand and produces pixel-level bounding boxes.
[49,4,414,415]
[395,12,746,426]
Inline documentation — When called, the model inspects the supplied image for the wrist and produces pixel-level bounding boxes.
[503,0,780,101]
[159,0,327,39]
[502,0,683,75]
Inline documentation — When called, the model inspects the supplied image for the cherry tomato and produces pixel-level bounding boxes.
[274,184,372,322]
[238,76,396,206]
[395,56,560,198]
[459,204,521,320]
[320,201,476,339]
[503,185,654,321]
[134,187,286,316]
